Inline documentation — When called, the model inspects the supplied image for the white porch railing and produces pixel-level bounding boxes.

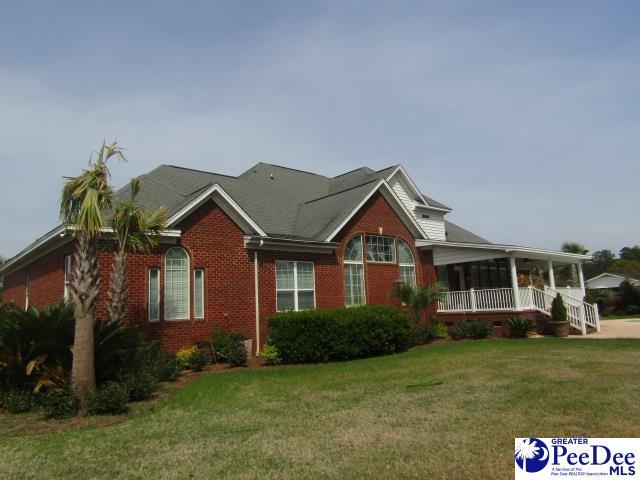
[438,286,600,335]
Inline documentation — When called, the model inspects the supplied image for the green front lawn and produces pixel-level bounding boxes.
[2,339,640,479]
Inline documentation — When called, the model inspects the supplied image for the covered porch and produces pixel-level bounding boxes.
[415,240,600,335]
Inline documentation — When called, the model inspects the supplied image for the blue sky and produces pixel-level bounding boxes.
[0,1,638,258]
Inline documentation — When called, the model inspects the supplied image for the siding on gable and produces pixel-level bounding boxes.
[389,174,447,240]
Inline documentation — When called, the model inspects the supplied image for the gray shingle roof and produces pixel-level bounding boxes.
[444,220,490,244]
[109,163,482,244]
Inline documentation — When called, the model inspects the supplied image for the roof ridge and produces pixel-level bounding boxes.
[332,166,373,179]
[161,163,239,179]
[303,178,381,205]
[255,162,329,178]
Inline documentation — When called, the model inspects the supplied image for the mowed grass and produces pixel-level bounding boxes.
[1,339,640,479]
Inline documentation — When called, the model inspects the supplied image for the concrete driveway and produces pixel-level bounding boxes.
[574,319,640,339]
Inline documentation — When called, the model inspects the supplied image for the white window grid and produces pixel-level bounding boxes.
[164,247,190,320]
[63,255,72,301]
[344,235,366,307]
[365,235,396,263]
[398,240,416,288]
[275,260,316,312]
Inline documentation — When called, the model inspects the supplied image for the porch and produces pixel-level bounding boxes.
[415,239,600,335]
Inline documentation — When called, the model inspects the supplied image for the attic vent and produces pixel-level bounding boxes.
[421,214,430,219]
[269,173,275,180]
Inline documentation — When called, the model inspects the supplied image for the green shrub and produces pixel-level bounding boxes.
[260,344,282,365]
[429,317,448,339]
[160,358,182,382]
[449,323,467,340]
[226,343,248,368]
[268,306,412,363]
[449,318,493,340]
[94,319,146,384]
[86,382,129,415]
[551,294,567,322]
[176,346,207,372]
[39,387,78,419]
[121,371,157,401]
[626,305,640,316]
[507,317,534,338]
[411,323,436,346]
[0,390,34,414]
[211,329,247,367]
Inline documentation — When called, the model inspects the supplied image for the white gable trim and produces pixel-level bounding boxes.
[586,272,640,283]
[167,183,267,236]
[325,179,426,242]
[386,165,451,212]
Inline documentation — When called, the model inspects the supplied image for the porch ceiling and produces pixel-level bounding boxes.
[415,240,590,266]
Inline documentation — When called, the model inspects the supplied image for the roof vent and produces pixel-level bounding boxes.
[269,173,275,180]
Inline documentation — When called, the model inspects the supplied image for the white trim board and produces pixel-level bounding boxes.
[167,183,267,236]
[325,179,426,242]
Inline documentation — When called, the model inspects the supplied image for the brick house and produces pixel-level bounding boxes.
[0,163,599,354]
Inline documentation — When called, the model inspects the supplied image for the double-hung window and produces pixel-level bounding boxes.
[165,248,190,320]
[344,235,366,306]
[365,235,396,263]
[276,261,315,312]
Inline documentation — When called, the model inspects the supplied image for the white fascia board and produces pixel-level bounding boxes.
[167,183,267,236]
[415,239,591,262]
[0,226,182,277]
[586,272,635,282]
[325,179,426,242]
[244,236,338,254]
[386,165,452,212]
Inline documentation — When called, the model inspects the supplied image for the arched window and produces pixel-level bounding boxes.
[398,239,416,288]
[165,247,189,320]
[344,235,366,306]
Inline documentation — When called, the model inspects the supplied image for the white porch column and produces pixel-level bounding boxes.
[547,259,556,290]
[509,255,521,311]
[577,262,585,291]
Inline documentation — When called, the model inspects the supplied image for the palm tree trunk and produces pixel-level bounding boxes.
[570,264,578,287]
[107,250,128,324]
[69,232,100,407]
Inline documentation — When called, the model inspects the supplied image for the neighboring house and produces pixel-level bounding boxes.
[0,163,600,353]
[586,273,640,290]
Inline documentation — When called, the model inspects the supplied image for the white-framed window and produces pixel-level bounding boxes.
[365,235,396,263]
[276,260,315,312]
[148,268,160,322]
[25,274,30,310]
[164,247,190,320]
[63,255,72,301]
[194,269,204,319]
[398,239,416,288]
[344,235,366,306]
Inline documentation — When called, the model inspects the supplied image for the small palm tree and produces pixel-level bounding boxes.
[395,283,444,326]
[108,178,167,324]
[515,438,541,473]
[60,140,125,406]
[561,242,588,287]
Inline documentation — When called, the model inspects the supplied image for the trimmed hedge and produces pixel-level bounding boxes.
[267,306,412,363]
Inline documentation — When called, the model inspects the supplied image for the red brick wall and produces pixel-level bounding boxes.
[2,192,438,354]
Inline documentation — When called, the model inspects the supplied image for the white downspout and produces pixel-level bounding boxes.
[254,251,260,357]
[509,255,521,311]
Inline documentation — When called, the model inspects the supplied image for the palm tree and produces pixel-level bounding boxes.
[107,178,167,324]
[515,438,541,473]
[395,282,444,326]
[561,242,589,287]
[60,140,125,406]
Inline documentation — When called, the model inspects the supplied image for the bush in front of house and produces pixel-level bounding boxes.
[86,382,130,415]
[260,344,282,365]
[176,346,207,372]
[411,323,437,346]
[551,294,567,322]
[39,386,78,419]
[507,317,534,338]
[449,318,493,340]
[625,305,640,316]
[160,357,182,381]
[211,329,248,367]
[0,390,34,414]
[268,306,412,363]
